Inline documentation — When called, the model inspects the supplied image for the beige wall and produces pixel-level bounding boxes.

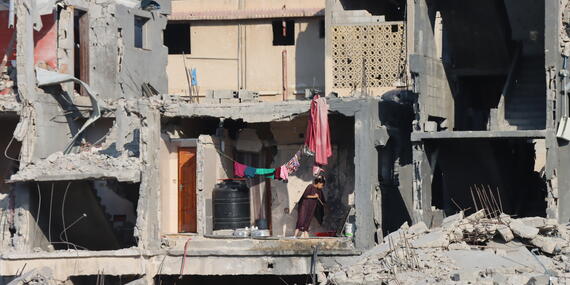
[167,18,325,100]
[159,134,232,235]
[172,0,325,11]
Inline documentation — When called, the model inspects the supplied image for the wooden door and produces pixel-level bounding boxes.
[178,147,197,233]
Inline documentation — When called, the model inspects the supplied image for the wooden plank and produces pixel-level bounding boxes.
[178,147,197,233]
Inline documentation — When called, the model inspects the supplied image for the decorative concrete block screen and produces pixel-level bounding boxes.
[331,22,406,89]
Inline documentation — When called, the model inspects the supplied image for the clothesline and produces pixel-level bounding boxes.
[214,146,303,169]
[210,94,331,180]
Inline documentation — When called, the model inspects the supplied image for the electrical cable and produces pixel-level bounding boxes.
[59,213,87,243]
[4,135,19,162]
[48,183,54,242]
[35,183,42,240]
[178,237,192,279]
[61,182,72,248]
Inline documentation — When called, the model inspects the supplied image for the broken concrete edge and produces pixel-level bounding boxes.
[153,95,375,122]
[7,152,143,183]
[0,92,22,113]
[0,247,362,260]
[7,171,141,183]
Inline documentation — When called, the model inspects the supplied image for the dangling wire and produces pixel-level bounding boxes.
[61,182,72,247]
[48,183,54,242]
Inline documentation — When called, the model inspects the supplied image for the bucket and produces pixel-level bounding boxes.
[344,223,353,237]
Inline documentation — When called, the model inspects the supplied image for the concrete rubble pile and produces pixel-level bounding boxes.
[10,151,141,182]
[329,210,570,285]
[0,65,14,92]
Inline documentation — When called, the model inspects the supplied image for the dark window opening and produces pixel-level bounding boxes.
[155,275,311,285]
[73,9,89,95]
[69,275,139,285]
[272,20,295,46]
[338,0,405,20]
[428,139,546,218]
[319,19,325,38]
[134,16,149,49]
[164,23,191,54]
[30,180,140,251]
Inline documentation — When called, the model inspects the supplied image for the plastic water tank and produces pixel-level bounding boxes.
[213,180,251,230]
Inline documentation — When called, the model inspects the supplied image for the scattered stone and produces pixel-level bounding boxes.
[497,225,515,242]
[330,212,570,285]
[519,217,547,229]
[448,242,470,250]
[408,222,429,236]
[526,275,552,285]
[442,211,464,229]
[7,267,56,285]
[466,209,486,222]
[411,230,449,248]
[450,270,477,282]
[509,219,539,239]
[530,236,559,254]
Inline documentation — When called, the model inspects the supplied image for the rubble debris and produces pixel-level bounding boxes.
[7,267,56,285]
[10,151,141,183]
[328,211,570,284]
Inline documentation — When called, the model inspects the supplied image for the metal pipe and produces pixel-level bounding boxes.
[8,0,14,28]
[282,49,288,101]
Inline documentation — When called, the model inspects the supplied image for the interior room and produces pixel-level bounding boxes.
[426,0,546,131]
[427,138,546,218]
[27,180,139,251]
[159,113,356,239]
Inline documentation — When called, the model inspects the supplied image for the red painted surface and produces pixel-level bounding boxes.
[0,11,57,68]
[33,13,57,69]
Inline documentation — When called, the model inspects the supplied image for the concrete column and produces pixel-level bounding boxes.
[353,98,379,250]
[136,102,162,249]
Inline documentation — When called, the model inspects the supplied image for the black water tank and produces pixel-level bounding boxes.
[213,180,251,230]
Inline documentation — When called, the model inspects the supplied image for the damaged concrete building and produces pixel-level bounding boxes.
[1,0,570,284]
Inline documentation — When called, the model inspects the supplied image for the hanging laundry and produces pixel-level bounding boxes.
[304,95,332,165]
[234,161,247,177]
[255,168,275,179]
[277,164,289,181]
[285,150,302,174]
[244,166,256,178]
[312,165,325,177]
[302,145,315,157]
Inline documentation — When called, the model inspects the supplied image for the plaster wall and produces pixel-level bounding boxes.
[171,0,325,12]
[166,18,324,100]
[159,134,230,235]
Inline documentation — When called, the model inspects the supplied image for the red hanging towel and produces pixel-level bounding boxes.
[305,95,332,165]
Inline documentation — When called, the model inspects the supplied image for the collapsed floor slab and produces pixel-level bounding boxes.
[9,152,141,183]
[155,96,364,122]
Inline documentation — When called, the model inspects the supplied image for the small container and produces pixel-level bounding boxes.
[251,229,270,238]
[344,223,353,237]
[233,227,251,237]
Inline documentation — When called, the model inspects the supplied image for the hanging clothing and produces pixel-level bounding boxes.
[234,162,247,177]
[244,166,256,178]
[255,168,275,179]
[295,184,326,231]
[276,165,289,181]
[285,150,302,174]
[305,95,332,165]
[312,165,324,177]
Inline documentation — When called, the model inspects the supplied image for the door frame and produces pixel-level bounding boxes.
[178,147,197,233]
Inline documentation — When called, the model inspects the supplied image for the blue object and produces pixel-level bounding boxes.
[191,68,198,86]
[244,166,256,178]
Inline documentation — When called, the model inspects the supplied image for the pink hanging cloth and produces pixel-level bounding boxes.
[233,161,247,177]
[304,95,332,165]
